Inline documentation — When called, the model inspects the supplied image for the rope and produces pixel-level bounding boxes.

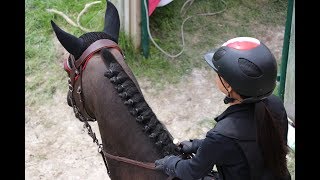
[77,1,102,32]
[46,8,78,27]
[143,0,227,58]
[47,1,101,32]
[48,0,227,57]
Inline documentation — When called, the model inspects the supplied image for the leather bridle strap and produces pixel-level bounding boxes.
[101,151,176,180]
[83,121,175,180]
[75,39,123,69]
[100,149,156,170]
[83,121,156,170]
[100,147,176,180]
[68,39,123,122]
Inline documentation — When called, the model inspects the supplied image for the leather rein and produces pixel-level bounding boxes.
[64,39,159,175]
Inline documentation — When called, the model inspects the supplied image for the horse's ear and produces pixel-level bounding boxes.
[103,0,120,43]
[51,20,84,57]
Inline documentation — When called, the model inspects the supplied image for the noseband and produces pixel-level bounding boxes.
[63,39,176,178]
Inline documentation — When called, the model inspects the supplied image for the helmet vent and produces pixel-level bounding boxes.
[238,58,262,77]
[213,48,226,61]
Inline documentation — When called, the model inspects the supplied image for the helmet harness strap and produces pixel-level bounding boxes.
[218,75,242,104]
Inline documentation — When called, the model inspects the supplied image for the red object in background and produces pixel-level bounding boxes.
[148,0,160,16]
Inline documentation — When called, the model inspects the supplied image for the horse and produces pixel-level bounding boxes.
[51,1,182,179]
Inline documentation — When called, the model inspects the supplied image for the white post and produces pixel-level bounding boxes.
[124,0,130,34]
[129,0,141,49]
[110,0,141,50]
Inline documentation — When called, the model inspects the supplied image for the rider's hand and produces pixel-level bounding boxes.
[154,155,181,177]
[180,139,203,154]
[155,155,173,171]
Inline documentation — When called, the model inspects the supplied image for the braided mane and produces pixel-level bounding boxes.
[101,48,180,157]
[70,32,179,157]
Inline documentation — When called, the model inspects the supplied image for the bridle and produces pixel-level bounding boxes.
[64,39,125,122]
[63,39,164,176]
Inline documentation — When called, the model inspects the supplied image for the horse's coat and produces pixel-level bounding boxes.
[52,1,181,179]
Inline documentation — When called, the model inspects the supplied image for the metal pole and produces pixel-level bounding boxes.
[141,0,149,58]
[278,0,294,101]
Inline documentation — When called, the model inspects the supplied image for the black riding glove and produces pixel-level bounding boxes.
[180,139,204,154]
[155,155,181,177]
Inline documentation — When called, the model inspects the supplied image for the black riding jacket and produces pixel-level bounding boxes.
[167,95,291,180]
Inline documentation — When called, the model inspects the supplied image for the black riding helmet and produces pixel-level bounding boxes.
[204,37,277,103]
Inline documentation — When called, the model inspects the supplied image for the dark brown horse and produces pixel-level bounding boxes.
[52,1,181,179]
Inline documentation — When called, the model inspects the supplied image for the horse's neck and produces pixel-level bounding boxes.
[82,55,163,162]
[81,55,170,179]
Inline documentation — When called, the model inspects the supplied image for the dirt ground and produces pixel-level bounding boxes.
[25,26,289,179]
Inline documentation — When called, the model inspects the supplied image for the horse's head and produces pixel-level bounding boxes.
[51,0,119,58]
[51,1,121,121]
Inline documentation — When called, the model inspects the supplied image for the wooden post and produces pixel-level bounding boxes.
[111,0,141,50]
[130,0,141,49]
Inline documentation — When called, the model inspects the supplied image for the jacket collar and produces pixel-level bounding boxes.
[215,103,251,122]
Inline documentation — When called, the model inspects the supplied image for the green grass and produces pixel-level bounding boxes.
[146,0,288,87]
[119,32,187,89]
[25,0,288,106]
[149,0,287,52]
[26,0,288,105]
[25,0,106,106]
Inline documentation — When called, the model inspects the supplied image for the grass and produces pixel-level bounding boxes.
[119,32,186,89]
[26,0,288,106]
[149,0,287,52]
[146,0,288,87]
[25,0,106,106]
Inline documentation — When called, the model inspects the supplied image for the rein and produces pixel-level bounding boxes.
[65,39,170,177]
[83,121,157,171]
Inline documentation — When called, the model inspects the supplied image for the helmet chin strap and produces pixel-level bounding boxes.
[217,75,269,104]
[223,96,235,104]
[218,75,238,104]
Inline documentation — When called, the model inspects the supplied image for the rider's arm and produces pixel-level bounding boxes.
[172,131,241,180]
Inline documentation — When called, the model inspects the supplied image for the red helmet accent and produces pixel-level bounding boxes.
[223,37,260,50]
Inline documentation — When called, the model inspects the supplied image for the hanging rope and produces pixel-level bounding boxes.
[48,0,227,58]
[47,1,101,32]
[143,0,227,58]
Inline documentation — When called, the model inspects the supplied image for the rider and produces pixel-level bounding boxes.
[154,37,291,180]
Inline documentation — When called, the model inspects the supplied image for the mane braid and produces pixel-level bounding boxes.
[101,48,180,157]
